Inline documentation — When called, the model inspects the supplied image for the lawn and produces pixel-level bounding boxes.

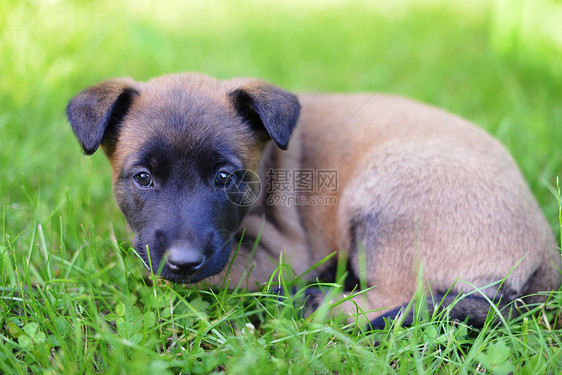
[1,0,561,373]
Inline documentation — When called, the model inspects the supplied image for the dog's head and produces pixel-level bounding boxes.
[66,73,300,283]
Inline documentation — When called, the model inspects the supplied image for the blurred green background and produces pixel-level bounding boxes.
[1,0,561,244]
[1,0,561,372]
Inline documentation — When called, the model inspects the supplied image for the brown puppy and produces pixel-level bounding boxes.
[67,73,561,328]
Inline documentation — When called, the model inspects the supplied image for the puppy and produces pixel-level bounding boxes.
[67,73,561,328]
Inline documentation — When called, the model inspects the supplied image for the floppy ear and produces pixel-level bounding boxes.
[229,80,300,150]
[66,78,138,156]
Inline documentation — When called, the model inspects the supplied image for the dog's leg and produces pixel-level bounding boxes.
[303,284,523,329]
[206,212,311,290]
[366,293,516,329]
[302,285,409,325]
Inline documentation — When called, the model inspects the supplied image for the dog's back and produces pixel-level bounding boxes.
[267,93,561,325]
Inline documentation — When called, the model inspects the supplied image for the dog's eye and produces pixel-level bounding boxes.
[133,172,153,188]
[215,171,234,188]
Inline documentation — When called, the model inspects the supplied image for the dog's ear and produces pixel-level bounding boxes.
[66,78,138,156]
[229,81,300,150]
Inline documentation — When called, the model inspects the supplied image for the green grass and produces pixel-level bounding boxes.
[1,0,561,373]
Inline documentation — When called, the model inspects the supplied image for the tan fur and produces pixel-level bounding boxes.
[209,92,561,322]
[68,73,561,325]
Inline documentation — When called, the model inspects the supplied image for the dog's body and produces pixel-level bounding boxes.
[67,73,561,327]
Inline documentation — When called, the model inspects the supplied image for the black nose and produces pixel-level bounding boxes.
[165,247,206,275]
